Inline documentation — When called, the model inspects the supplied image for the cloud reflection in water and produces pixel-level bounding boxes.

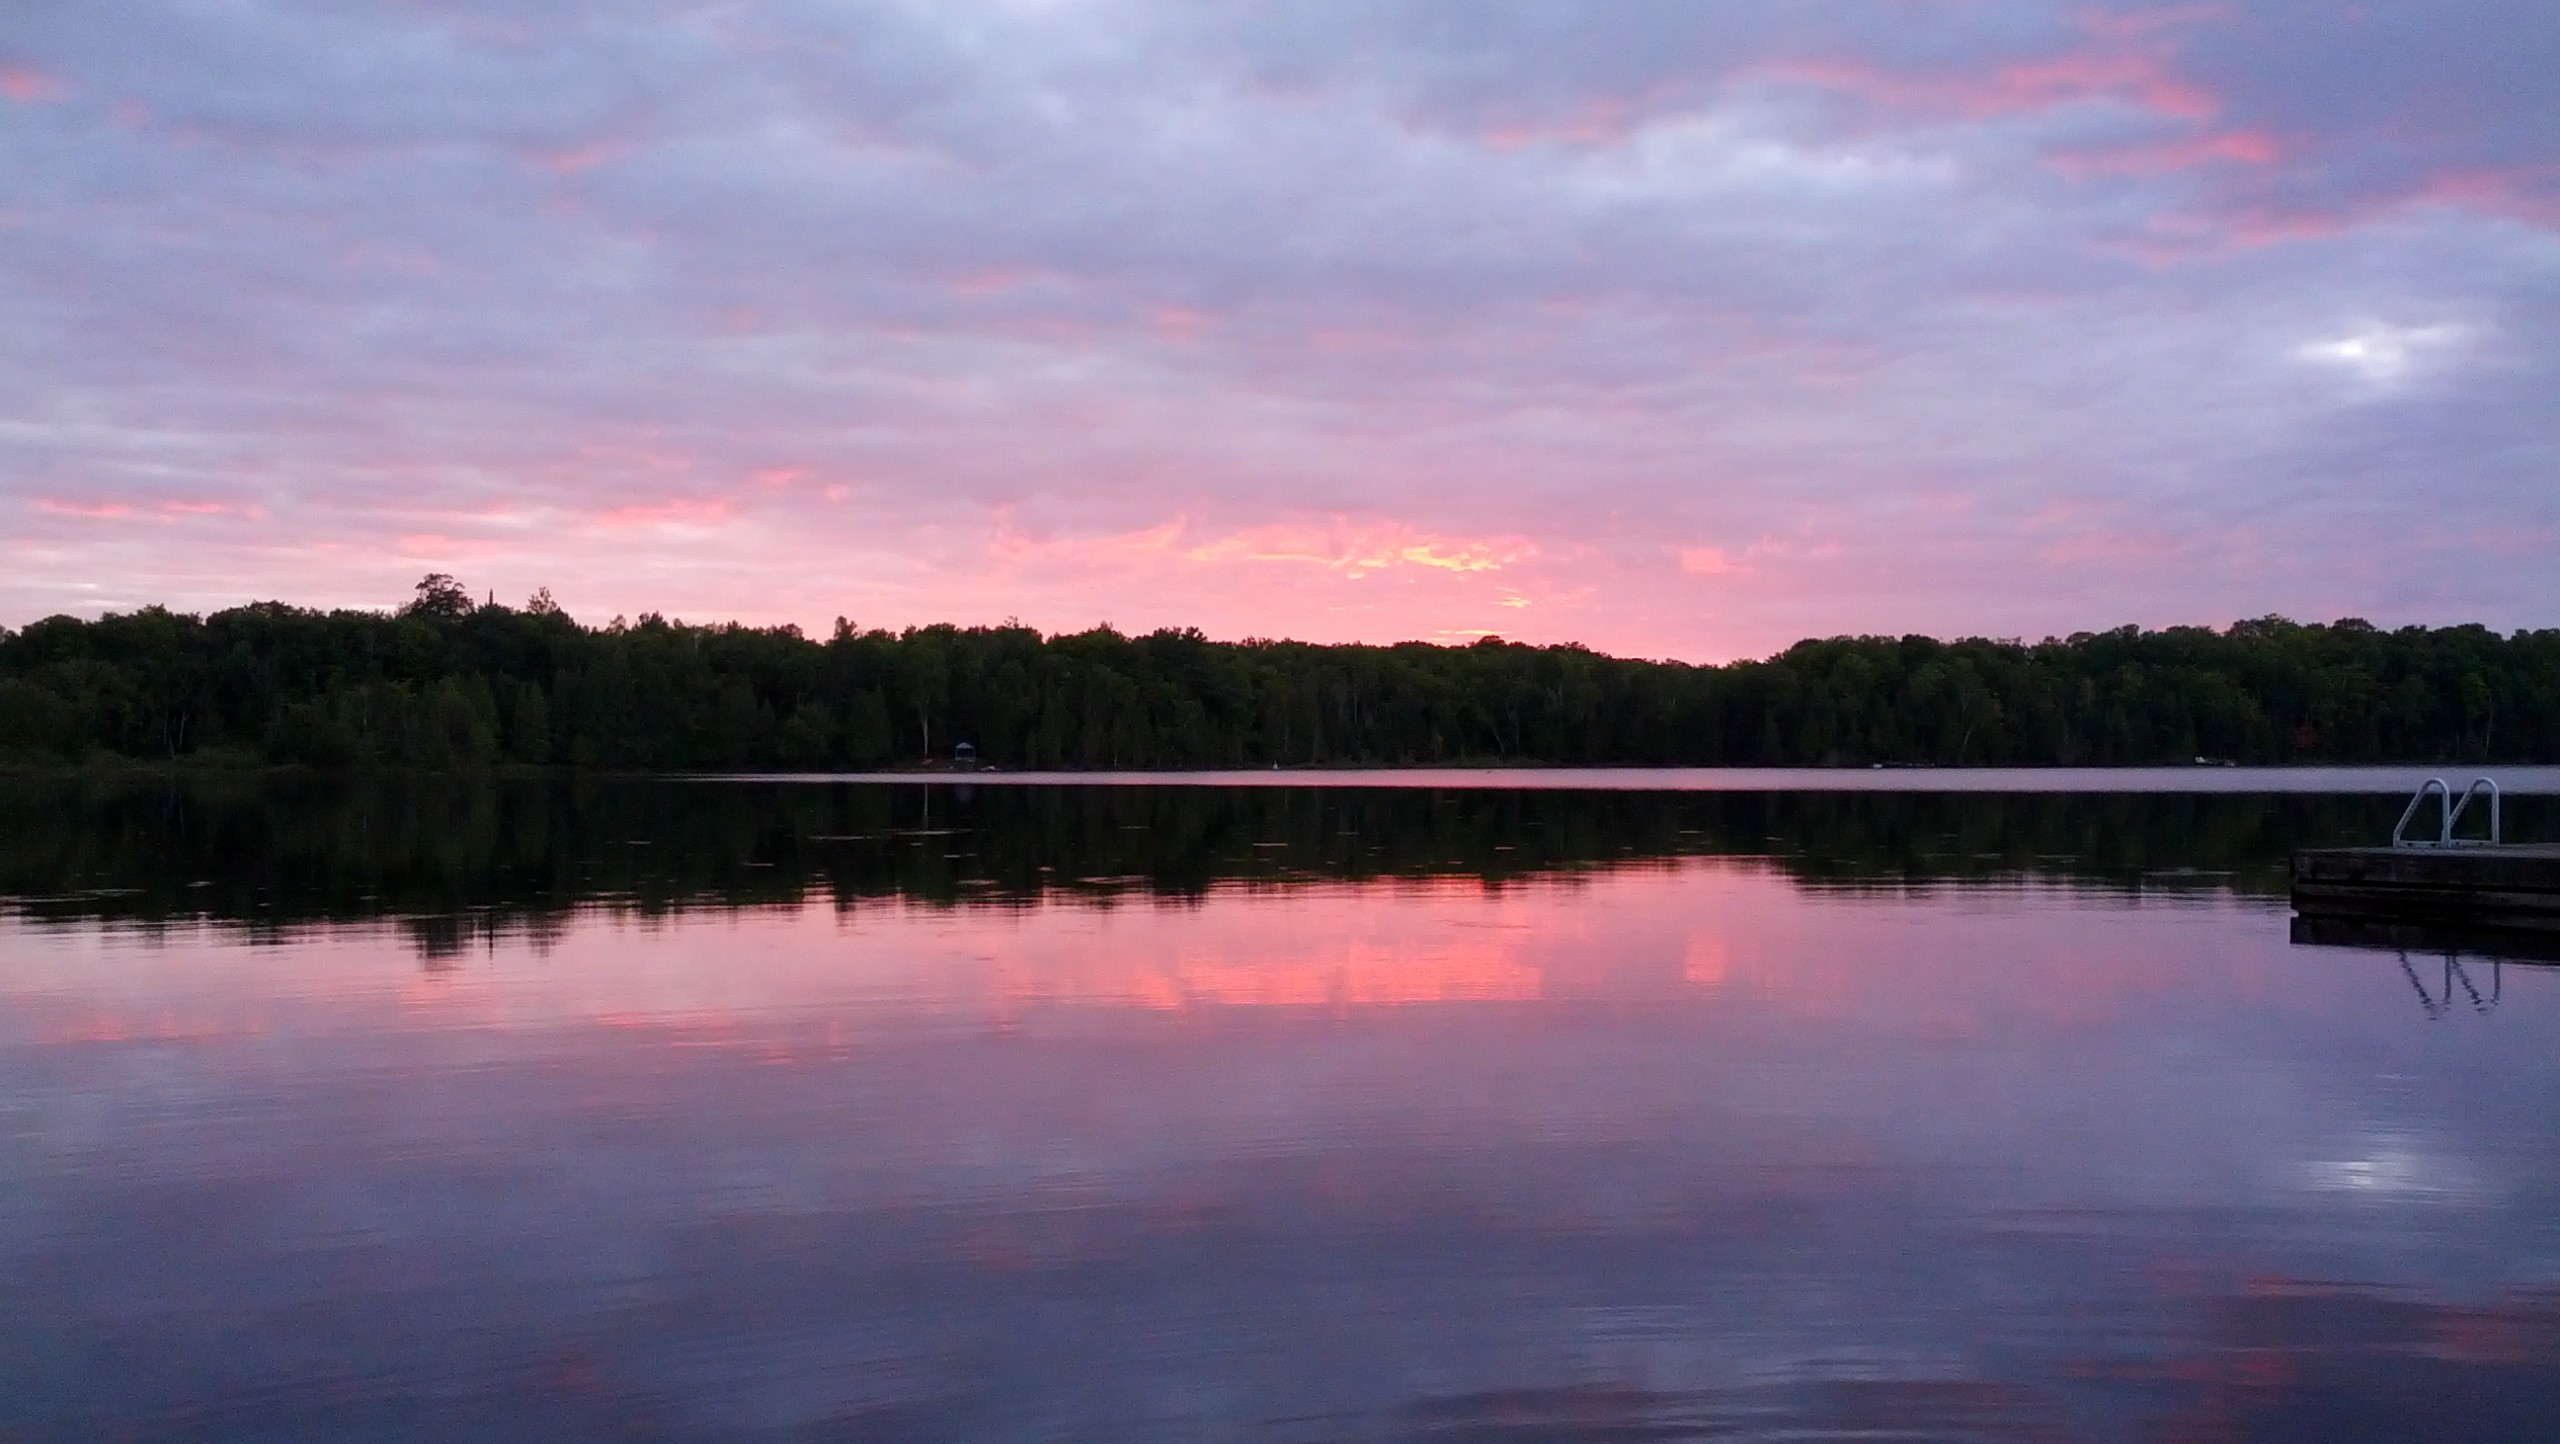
[0,786,2557,1439]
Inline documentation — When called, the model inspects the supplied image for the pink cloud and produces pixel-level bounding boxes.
[4,3,2552,661]
[2035,530,2180,566]
[36,499,133,519]
[2420,164,2560,229]
[1183,522,1536,577]
[1462,91,1674,151]
[2048,128,2280,176]
[984,518,1538,584]
[0,65,64,104]
[592,498,738,529]
[30,497,263,524]
[2079,4,2232,43]
[2099,158,2546,261]
[1762,45,2220,125]
[989,516,1189,567]
[1394,66,1722,153]
[2190,162,2560,251]
[1150,306,1212,342]
[336,241,446,276]
[935,514,1601,648]
[1304,325,1422,357]
[521,138,636,176]
[1994,51,2217,121]
[944,266,1053,298]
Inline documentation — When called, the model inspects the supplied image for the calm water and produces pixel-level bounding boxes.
[3,777,2558,1442]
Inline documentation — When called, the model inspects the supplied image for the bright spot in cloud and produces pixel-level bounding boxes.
[1184,524,1534,576]
[2295,322,2469,383]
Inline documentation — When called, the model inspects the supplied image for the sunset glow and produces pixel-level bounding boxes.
[3,3,2553,656]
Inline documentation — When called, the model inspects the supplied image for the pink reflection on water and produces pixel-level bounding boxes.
[0,861,2302,1042]
[5,859,2560,1438]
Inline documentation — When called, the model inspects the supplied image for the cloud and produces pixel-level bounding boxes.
[2294,322,2472,385]
[0,63,65,103]
[0,1,2553,657]
[1183,522,1535,576]
[1677,547,1742,577]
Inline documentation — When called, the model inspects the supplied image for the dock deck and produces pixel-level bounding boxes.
[2291,844,2560,932]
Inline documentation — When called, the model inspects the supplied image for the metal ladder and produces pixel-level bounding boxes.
[2391,776,2501,848]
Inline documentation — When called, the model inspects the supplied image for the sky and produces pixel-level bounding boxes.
[2,0,2555,661]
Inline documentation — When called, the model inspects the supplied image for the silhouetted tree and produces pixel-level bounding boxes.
[403,573,475,620]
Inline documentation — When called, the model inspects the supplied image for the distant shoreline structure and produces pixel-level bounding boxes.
[13,760,2560,797]
[16,761,2560,807]
[699,764,2560,796]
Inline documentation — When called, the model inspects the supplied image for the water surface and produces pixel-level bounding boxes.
[2,778,2556,1441]
[727,764,2560,793]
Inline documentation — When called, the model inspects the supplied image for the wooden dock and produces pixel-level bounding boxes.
[2291,844,2560,933]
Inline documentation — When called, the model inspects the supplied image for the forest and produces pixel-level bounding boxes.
[2,574,2556,769]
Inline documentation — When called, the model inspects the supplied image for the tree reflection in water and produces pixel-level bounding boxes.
[6,775,2524,963]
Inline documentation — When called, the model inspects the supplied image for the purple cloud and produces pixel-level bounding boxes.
[1,1,2553,658]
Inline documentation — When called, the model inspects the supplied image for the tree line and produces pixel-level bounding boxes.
[1,574,2555,769]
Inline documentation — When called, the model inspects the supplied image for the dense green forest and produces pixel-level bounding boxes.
[2,574,2555,768]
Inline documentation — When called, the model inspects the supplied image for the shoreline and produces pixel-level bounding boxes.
[693,764,2560,794]
[9,760,2560,794]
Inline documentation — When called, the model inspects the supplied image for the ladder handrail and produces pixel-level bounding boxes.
[2392,776,2502,847]
[2444,777,2501,847]
[2392,778,2450,847]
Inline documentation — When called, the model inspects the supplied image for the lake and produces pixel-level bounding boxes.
[3,774,2558,1441]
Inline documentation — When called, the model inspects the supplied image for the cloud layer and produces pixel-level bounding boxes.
[3,0,2555,657]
